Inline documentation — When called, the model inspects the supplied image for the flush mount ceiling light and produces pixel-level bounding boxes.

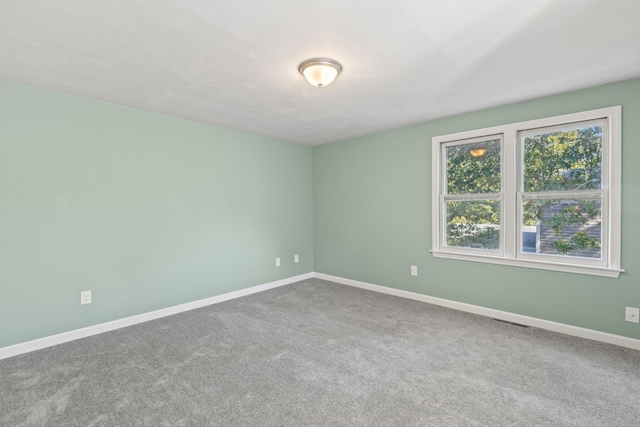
[298,58,342,88]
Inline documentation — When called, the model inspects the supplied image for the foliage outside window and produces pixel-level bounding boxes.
[520,122,603,259]
[431,107,622,277]
[444,137,501,250]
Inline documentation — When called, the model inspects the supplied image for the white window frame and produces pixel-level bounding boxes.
[431,106,623,278]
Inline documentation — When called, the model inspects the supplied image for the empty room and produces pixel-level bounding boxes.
[1,0,639,425]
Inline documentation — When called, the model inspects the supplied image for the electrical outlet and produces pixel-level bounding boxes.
[275,258,281,267]
[80,290,92,305]
[411,266,418,276]
[625,307,639,323]
[294,254,299,263]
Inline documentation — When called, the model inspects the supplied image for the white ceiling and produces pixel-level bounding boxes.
[1,0,640,145]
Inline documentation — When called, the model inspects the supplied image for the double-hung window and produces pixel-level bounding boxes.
[431,107,622,277]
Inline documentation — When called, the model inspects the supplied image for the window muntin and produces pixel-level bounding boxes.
[431,107,622,278]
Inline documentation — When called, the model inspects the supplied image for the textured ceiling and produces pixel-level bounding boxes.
[1,0,640,145]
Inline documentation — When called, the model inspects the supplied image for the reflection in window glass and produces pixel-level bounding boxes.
[447,139,500,194]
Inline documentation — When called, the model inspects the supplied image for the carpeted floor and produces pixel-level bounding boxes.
[1,278,639,426]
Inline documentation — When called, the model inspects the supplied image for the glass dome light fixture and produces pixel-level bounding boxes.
[298,58,342,88]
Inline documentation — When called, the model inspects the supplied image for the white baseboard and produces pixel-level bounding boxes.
[4,271,637,360]
[313,272,640,351]
[0,272,314,360]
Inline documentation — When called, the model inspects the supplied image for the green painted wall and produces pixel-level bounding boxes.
[3,77,639,350]
[0,80,313,348]
[314,78,640,340]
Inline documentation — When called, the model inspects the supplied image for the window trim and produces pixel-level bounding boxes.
[431,106,623,278]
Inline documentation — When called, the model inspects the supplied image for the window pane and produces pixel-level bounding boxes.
[446,139,500,194]
[446,200,500,250]
[521,198,601,259]
[523,124,602,192]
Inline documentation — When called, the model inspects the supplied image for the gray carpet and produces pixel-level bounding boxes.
[1,278,639,426]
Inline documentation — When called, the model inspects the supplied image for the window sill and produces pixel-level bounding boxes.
[430,250,623,278]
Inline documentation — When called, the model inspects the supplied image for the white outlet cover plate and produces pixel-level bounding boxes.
[625,307,639,323]
[411,266,418,276]
[80,290,92,305]
[275,258,280,267]
[294,254,299,263]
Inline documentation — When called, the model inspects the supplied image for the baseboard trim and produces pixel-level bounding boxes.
[5,271,636,360]
[313,272,640,351]
[0,272,314,360]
